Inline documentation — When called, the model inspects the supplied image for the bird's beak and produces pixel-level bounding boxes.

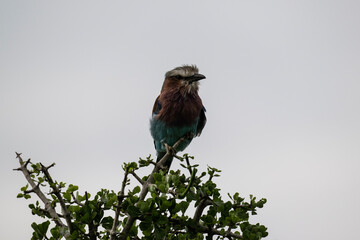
[187,74,206,83]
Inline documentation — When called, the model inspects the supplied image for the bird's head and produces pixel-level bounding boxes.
[161,65,206,94]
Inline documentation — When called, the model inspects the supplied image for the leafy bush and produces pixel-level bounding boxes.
[15,151,268,240]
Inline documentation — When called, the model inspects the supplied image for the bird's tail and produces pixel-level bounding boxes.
[156,151,173,170]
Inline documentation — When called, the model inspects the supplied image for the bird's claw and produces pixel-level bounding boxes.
[164,142,176,156]
[185,132,194,140]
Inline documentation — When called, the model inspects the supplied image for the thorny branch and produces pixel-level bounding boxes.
[14,152,70,236]
[40,162,73,233]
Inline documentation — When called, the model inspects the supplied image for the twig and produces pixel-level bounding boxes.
[23,182,41,194]
[71,192,84,206]
[110,166,130,240]
[198,225,243,239]
[178,168,197,199]
[129,171,144,185]
[185,155,193,174]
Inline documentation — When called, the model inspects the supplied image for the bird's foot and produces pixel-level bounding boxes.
[184,132,194,140]
[164,142,176,156]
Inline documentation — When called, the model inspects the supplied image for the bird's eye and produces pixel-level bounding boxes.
[175,75,182,80]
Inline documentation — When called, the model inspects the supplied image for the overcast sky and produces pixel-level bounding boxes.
[1,1,360,239]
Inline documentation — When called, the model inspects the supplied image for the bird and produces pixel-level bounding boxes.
[150,65,207,169]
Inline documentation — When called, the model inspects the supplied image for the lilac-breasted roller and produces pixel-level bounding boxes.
[150,65,206,168]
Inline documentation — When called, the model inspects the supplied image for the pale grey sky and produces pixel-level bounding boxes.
[1,1,360,239]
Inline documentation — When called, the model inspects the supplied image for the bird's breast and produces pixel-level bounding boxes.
[157,91,203,127]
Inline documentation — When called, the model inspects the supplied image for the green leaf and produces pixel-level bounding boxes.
[68,184,79,192]
[31,221,50,237]
[63,192,71,202]
[224,201,232,211]
[163,199,173,210]
[179,201,189,214]
[148,184,156,193]
[156,214,168,226]
[213,198,223,207]
[50,226,61,239]
[138,200,152,213]
[68,205,81,213]
[157,183,168,193]
[80,212,91,224]
[139,218,153,232]
[153,172,163,183]
[202,215,215,225]
[39,221,50,235]
[133,186,141,194]
[154,226,166,239]
[21,184,29,192]
[101,216,114,230]
[127,205,140,217]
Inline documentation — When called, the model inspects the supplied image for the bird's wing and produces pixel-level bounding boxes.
[152,96,162,115]
[196,106,207,136]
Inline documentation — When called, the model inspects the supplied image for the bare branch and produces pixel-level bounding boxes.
[129,171,144,185]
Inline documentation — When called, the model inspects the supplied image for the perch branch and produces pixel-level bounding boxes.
[119,136,187,239]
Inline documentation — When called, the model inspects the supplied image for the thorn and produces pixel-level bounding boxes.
[24,159,31,167]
